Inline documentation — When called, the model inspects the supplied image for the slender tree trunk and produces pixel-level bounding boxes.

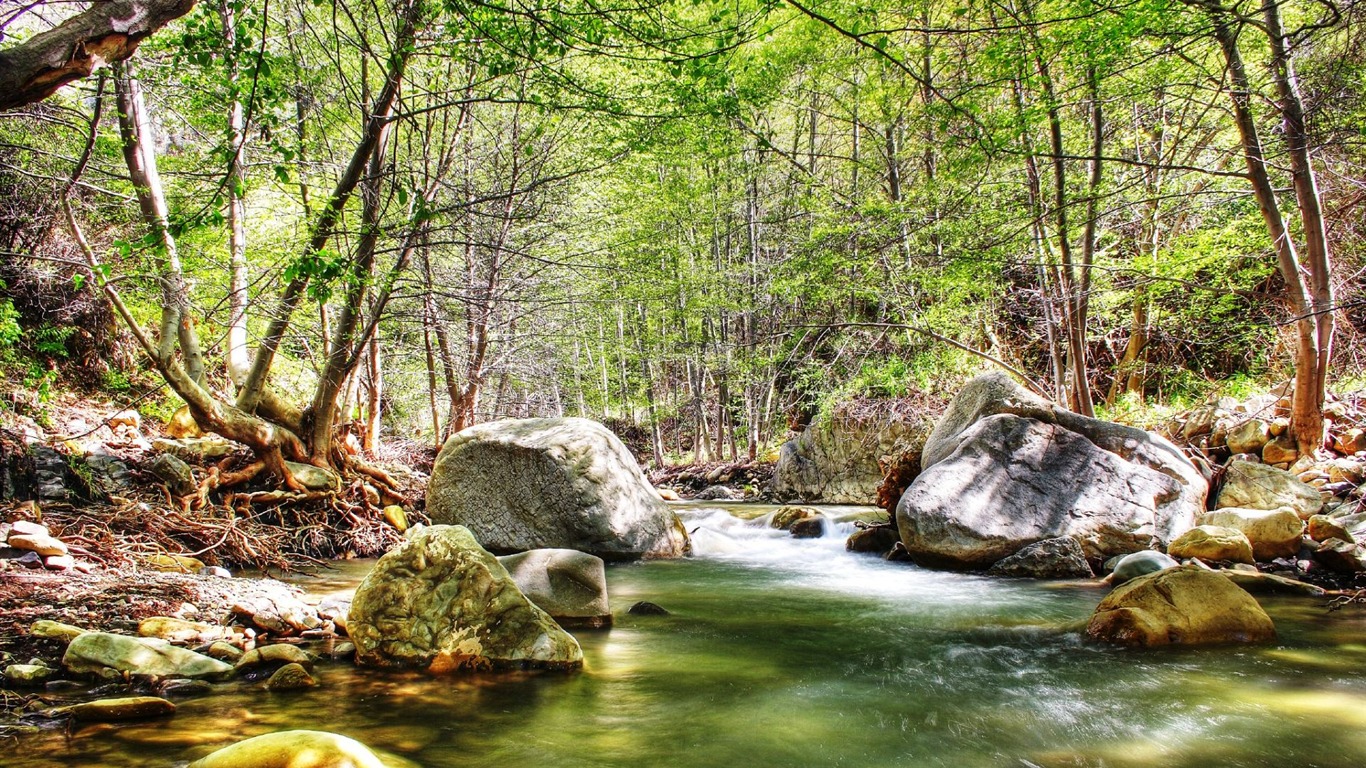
[1198,2,1324,454]
[235,2,420,414]
[363,333,382,454]
[114,65,207,387]
[1262,0,1334,453]
[221,0,251,385]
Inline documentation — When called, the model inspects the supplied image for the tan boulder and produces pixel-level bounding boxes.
[9,532,67,557]
[381,505,408,532]
[1225,419,1271,455]
[1314,539,1366,574]
[1086,565,1276,647]
[770,506,820,531]
[1199,507,1305,560]
[138,617,225,644]
[1335,428,1366,455]
[165,406,203,438]
[1216,460,1322,519]
[1261,435,1298,465]
[1308,514,1354,544]
[1167,525,1254,564]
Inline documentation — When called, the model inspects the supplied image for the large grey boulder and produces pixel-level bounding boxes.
[426,418,689,560]
[498,549,611,628]
[63,632,232,680]
[348,525,582,673]
[770,407,931,504]
[897,373,1207,570]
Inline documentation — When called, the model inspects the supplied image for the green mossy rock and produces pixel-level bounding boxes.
[63,632,233,680]
[264,662,317,691]
[348,525,582,673]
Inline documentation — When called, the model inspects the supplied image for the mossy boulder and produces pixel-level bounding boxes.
[1198,507,1305,561]
[348,525,582,673]
[63,632,232,680]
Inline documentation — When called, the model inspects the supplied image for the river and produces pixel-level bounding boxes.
[18,502,1366,767]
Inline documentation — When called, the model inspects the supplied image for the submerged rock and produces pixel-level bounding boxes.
[1086,566,1276,647]
[264,662,316,691]
[189,730,385,768]
[627,601,670,616]
[498,549,611,628]
[897,373,1206,569]
[62,696,176,722]
[63,632,233,680]
[348,525,582,673]
[987,537,1094,578]
[426,417,689,560]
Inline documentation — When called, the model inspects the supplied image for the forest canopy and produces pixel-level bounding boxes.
[0,0,1362,474]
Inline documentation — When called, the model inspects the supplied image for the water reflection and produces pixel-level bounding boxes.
[15,502,1366,767]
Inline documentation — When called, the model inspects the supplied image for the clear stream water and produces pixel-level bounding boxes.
[18,502,1366,768]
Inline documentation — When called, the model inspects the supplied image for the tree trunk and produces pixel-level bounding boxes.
[0,0,197,110]
[363,334,383,454]
[221,0,251,386]
[1197,2,1324,455]
[1261,0,1334,454]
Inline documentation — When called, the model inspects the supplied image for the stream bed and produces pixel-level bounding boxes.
[18,502,1366,767]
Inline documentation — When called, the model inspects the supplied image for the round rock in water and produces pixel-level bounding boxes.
[427,417,690,560]
[1108,551,1179,585]
[1086,565,1276,647]
[498,549,611,628]
[627,601,670,616]
[189,730,385,768]
[348,525,582,673]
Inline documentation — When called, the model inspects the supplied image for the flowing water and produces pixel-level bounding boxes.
[18,502,1366,767]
